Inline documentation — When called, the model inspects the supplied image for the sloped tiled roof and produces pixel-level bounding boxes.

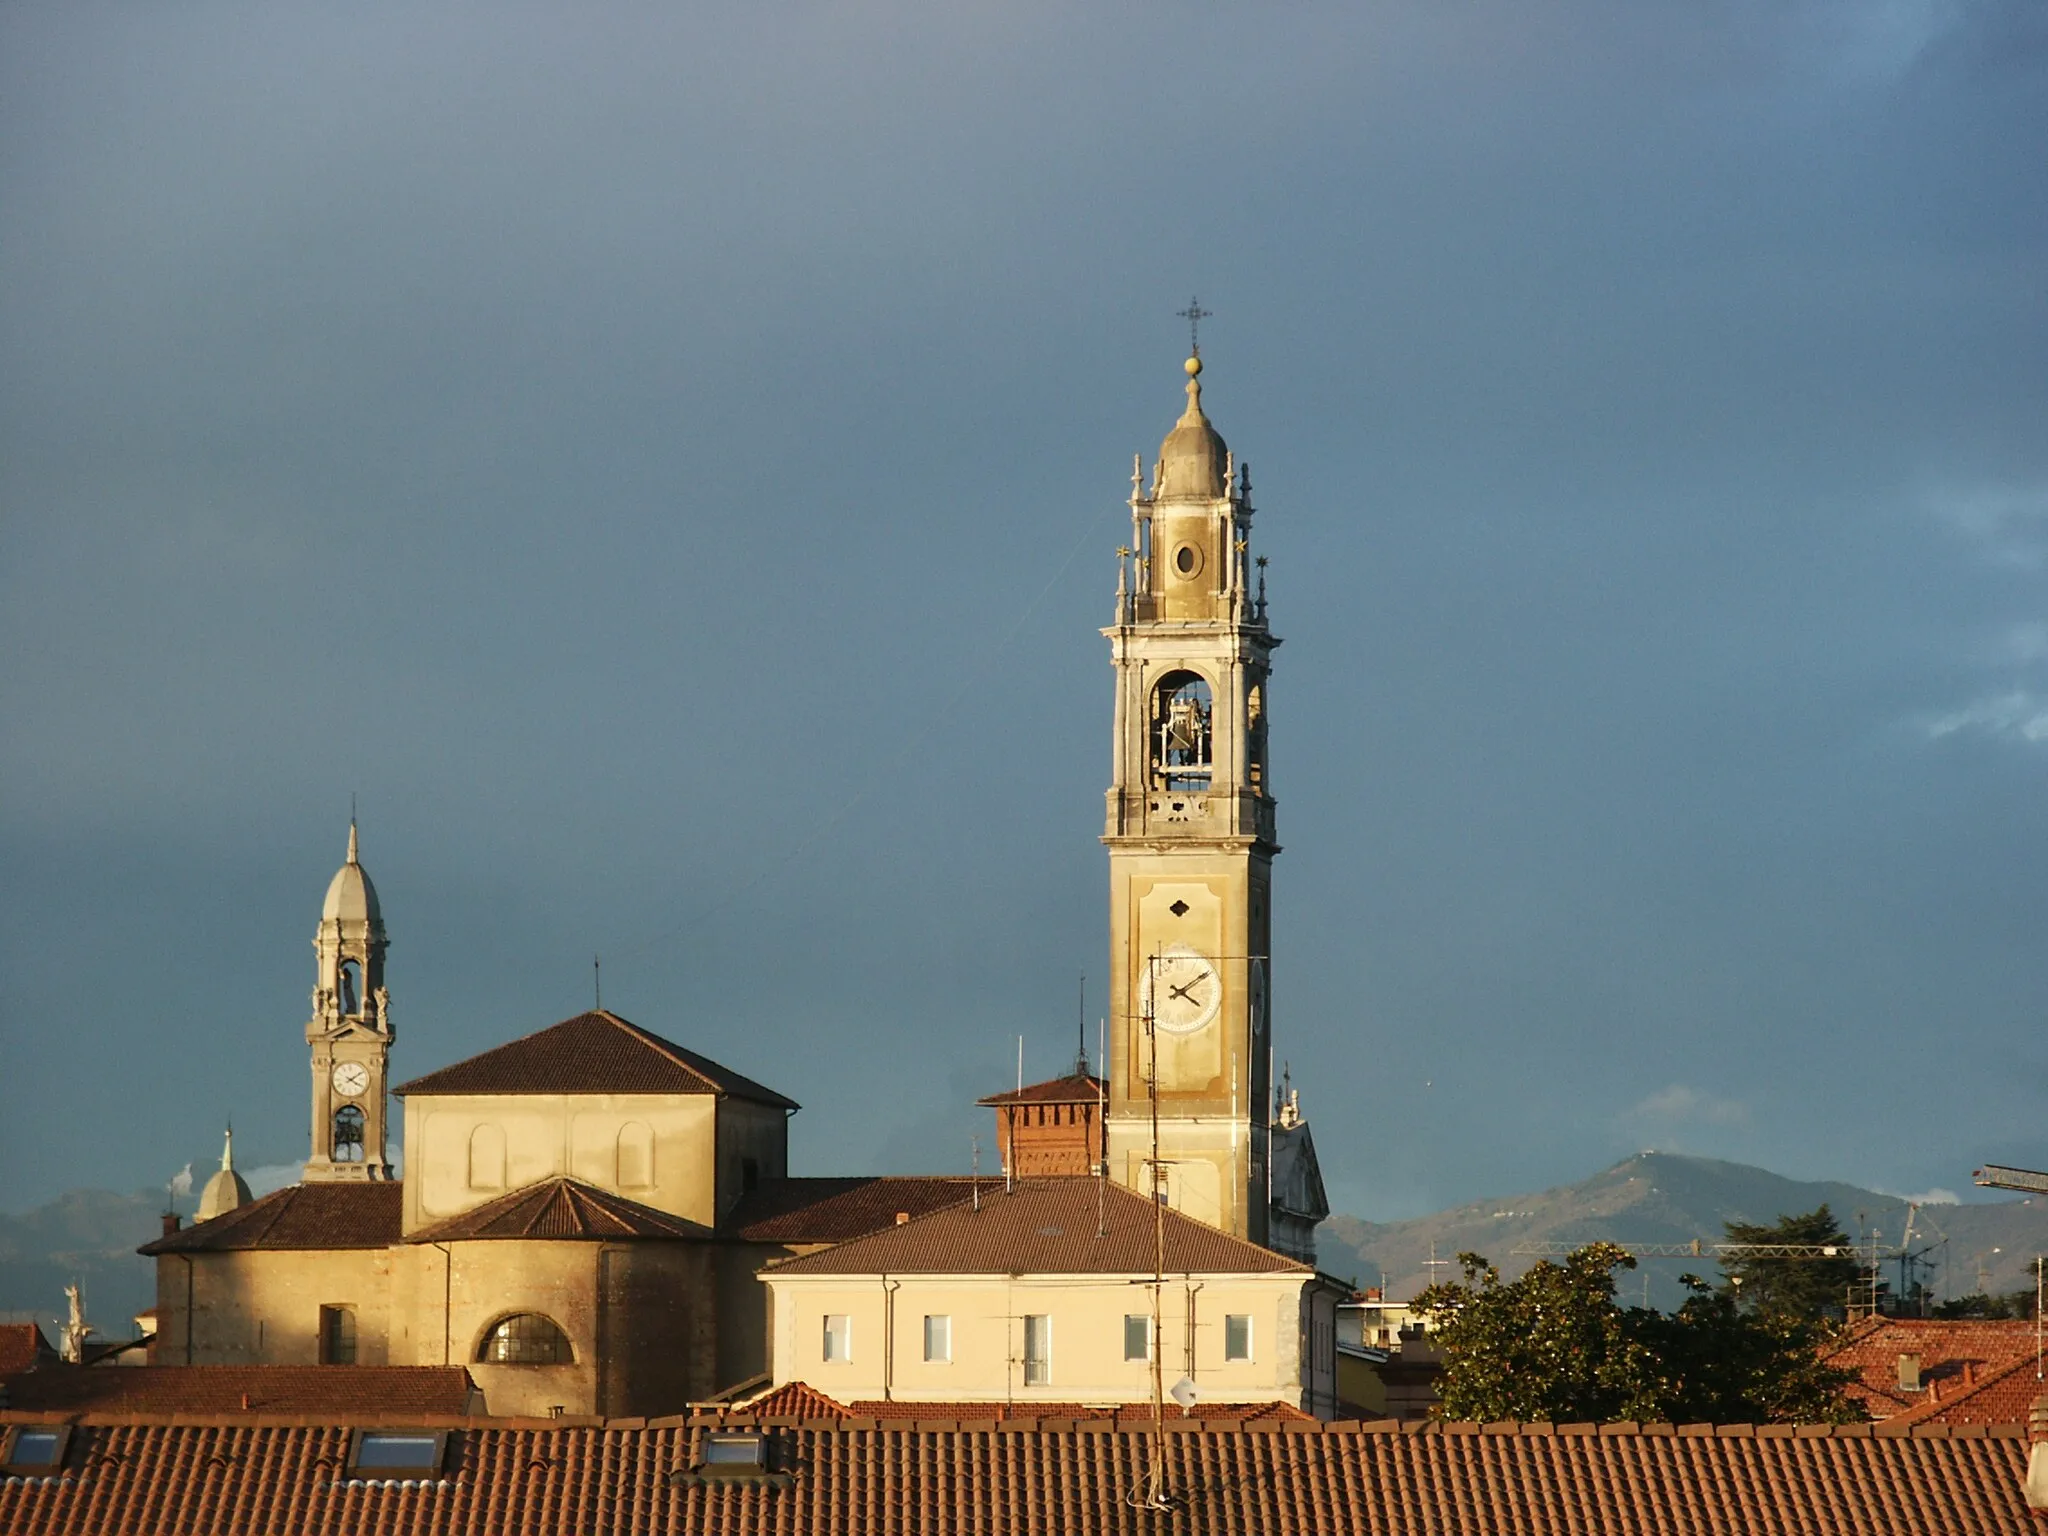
[847,1398,1316,1422]
[1826,1317,2039,1418]
[392,1010,798,1108]
[977,1072,1106,1107]
[0,1324,53,1377]
[0,1366,478,1417]
[765,1178,1308,1277]
[737,1380,851,1417]
[406,1178,715,1243]
[138,1182,403,1255]
[1895,1350,2048,1426]
[0,1416,2034,1533]
[725,1177,981,1244]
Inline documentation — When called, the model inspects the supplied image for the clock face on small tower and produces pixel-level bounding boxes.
[331,1060,371,1098]
[1143,945,1222,1036]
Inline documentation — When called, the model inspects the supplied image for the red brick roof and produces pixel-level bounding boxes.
[406,1178,715,1242]
[725,1177,981,1243]
[0,1324,53,1377]
[739,1381,1314,1422]
[1894,1349,2048,1426]
[392,1010,798,1107]
[0,1366,479,1417]
[765,1178,1308,1277]
[0,1416,2033,1533]
[1825,1317,2040,1418]
[138,1182,403,1255]
[977,1072,1106,1107]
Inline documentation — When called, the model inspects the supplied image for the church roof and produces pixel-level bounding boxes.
[764,1178,1309,1278]
[0,1365,478,1417]
[725,1176,982,1244]
[392,1010,798,1108]
[406,1178,717,1243]
[976,1071,1105,1107]
[138,1183,403,1255]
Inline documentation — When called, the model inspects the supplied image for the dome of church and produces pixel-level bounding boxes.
[1154,356,1228,500]
[196,1128,252,1221]
[322,821,382,924]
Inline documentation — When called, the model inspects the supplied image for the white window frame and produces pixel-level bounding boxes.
[1021,1313,1051,1386]
[922,1314,951,1363]
[1224,1313,1254,1362]
[1123,1313,1152,1362]
[822,1313,851,1364]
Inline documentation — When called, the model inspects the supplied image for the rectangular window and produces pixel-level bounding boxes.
[822,1314,850,1363]
[320,1305,357,1365]
[1123,1313,1151,1362]
[1224,1314,1253,1362]
[922,1314,951,1363]
[1022,1314,1051,1386]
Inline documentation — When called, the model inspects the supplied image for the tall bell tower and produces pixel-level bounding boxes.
[302,822,396,1182]
[1104,346,1278,1245]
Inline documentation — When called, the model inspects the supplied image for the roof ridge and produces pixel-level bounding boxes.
[591,1009,721,1094]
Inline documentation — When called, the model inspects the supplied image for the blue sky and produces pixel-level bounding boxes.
[3,0,2044,1220]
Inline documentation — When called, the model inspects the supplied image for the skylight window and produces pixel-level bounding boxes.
[345,1430,448,1480]
[1,1426,67,1472]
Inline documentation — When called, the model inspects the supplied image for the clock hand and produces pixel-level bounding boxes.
[1169,981,1202,1004]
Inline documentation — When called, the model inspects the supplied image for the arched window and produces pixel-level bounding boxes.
[1152,671,1213,789]
[332,1104,365,1162]
[468,1124,506,1190]
[477,1313,572,1365]
[338,960,363,1016]
[615,1122,654,1189]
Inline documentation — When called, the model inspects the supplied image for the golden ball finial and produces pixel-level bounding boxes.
[1184,355,1203,377]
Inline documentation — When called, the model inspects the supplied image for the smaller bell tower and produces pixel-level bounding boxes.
[303,822,396,1182]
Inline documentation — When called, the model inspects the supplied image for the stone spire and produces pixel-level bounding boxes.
[196,1124,252,1221]
[1153,355,1229,500]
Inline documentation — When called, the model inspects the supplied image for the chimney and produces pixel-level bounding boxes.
[895,1212,910,1225]
[161,1212,181,1237]
[1897,1353,1922,1393]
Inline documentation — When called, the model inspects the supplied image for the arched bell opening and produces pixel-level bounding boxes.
[332,1104,366,1163]
[1151,671,1213,791]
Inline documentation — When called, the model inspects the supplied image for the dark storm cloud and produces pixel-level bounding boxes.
[3,0,2043,1218]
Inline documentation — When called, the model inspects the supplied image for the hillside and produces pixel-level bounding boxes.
[0,1190,160,1335]
[1320,1152,2048,1311]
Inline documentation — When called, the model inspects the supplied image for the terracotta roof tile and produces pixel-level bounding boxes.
[405,1178,715,1242]
[1825,1316,2040,1418]
[846,1398,1316,1422]
[765,1178,1308,1277]
[738,1381,851,1417]
[725,1177,981,1243]
[0,1325,53,1377]
[391,1009,798,1106]
[1896,1350,2048,1426]
[0,1416,2031,1533]
[138,1182,403,1255]
[977,1072,1107,1107]
[0,1366,478,1416]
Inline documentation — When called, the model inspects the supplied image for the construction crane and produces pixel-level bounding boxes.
[1974,1164,2048,1196]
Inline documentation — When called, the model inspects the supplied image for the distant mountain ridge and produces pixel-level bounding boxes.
[1320,1153,2048,1311]
[0,1189,160,1336]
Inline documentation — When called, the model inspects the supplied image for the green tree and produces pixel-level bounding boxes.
[1415,1243,1859,1424]
[1719,1205,1866,1321]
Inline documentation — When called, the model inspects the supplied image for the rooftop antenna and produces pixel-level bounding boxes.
[593,954,602,1012]
[1137,950,1174,1511]
[1076,974,1088,1076]
[971,1137,981,1213]
[1177,296,1212,359]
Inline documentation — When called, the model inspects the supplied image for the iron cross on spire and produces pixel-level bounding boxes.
[1177,296,1212,357]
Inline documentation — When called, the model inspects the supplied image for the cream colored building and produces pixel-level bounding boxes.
[762,1179,1343,1416]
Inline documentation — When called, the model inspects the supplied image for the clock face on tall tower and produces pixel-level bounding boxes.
[330,1061,371,1098]
[1143,945,1222,1036]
